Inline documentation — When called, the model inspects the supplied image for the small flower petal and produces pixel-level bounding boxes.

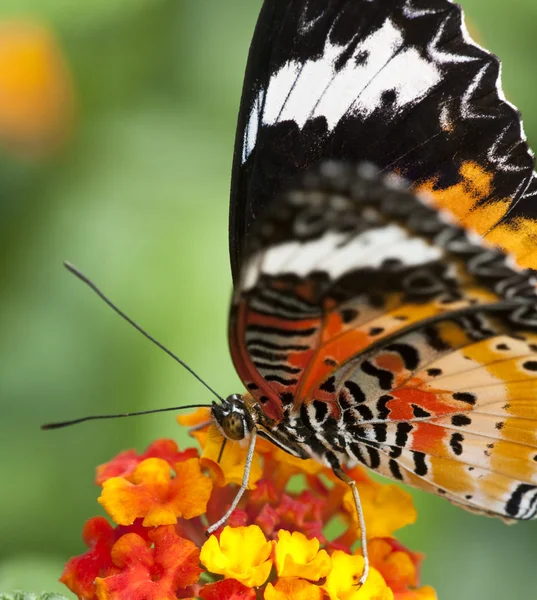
[264,578,324,600]
[60,517,117,599]
[274,530,331,581]
[95,526,201,600]
[369,539,437,600]
[200,525,273,588]
[98,457,212,526]
[323,550,393,600]
[96,439,198,485]
[177,407,212,427]
[199,579,256,600]
[200,425,263,488]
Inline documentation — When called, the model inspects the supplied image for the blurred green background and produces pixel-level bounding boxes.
[0,1,535,598]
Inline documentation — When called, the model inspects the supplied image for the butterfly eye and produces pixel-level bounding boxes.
[221,412,246,441]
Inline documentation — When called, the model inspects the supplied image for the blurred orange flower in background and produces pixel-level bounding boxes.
[0,21,75,158]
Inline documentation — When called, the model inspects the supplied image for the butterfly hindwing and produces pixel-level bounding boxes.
[229,161,537,520]
[229,0,537,281]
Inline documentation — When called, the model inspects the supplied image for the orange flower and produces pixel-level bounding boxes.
[0,21,74,157]
[96,439,198,485]
[99,457,212,526]
[265,578,324,599]
[199,579,256,599]
[369,539,437,600]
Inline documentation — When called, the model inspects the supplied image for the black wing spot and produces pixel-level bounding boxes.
[323,357,338,367]
[344,380,366,404]
[395,422,413,447]
[505,483,537,518]
[450,432,464,456]
[452,392,477,405]
[495,421,505,430]
[426,367,442,377]
[280,392,294,406]
[350,443,366,465]
[386,343,420,370]
[376,394,392,420]
[496,343,510,351]
[320,376,336,393]
[451,414,472,427]
[356,405,374,421]
[313,400,328,422]
[373,423,387,443]
[366,446,381,469]
[390,446,402,459]
[361,360,394,390]
[264,375,298,385]
[340,308,358,323]
[389,459,403,480]
[411,404,431,418]
[523,360,537,372]
[413,452,428,476]
[369,327,384,336]
[381,89,397,107]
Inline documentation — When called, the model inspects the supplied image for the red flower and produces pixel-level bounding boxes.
[96,439,198,485]
[199,579,256,600]
[95,526,201,600]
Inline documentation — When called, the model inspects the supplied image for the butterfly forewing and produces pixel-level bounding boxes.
[229,0,537,281]
[229,161,537,520]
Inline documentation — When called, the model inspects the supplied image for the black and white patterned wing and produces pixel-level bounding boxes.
[229,0,536,281]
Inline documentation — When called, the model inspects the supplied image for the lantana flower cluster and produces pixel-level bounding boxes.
[61,409,436,599]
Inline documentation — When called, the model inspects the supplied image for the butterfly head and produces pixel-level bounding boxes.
[211,393,256,441]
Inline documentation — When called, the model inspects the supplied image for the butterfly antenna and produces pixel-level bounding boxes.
[41,403,212,430]
[62,261,225,402]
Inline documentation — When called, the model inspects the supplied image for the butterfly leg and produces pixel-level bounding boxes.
[206,427,258,535]
[333,468,369,586]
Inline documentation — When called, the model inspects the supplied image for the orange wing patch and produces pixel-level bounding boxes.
[416,161,510,230]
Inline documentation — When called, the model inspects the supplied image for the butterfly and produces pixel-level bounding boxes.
[45,0,537,587]
[218,0,537,537]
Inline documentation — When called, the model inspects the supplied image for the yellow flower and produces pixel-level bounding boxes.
[264,578,324,599]
[199,424,264,488]
[274,530,331,581]
[200,525,274,587]
[323,551,394,600]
